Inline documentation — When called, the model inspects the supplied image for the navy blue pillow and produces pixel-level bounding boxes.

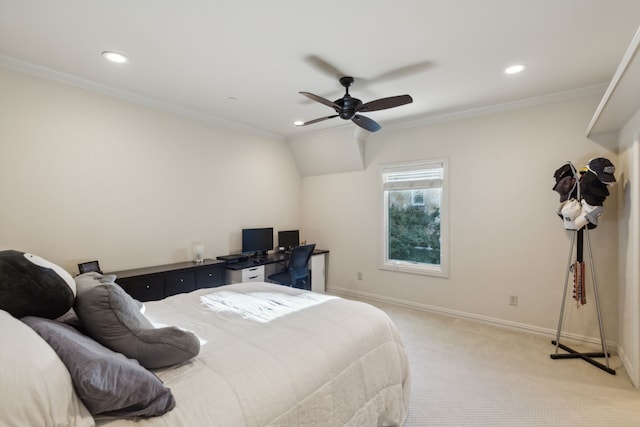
[0,250,75,319]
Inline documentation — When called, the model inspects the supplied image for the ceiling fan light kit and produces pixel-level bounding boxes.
[298,76,413,133]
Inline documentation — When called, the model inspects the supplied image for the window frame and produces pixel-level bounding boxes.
[380,157,449,278]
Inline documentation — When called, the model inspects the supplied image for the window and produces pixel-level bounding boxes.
[381,158,449,277]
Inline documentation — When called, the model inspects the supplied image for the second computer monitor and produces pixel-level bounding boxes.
[278,230,300,251]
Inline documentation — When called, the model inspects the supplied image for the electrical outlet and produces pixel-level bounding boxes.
[509,295,518,306]
[357,272,363,280]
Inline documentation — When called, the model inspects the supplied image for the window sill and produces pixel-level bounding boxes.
[380,261,449,278]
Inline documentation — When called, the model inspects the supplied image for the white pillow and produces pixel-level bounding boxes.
[0,309,94,427]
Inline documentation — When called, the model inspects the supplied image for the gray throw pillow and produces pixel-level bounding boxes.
[74,279,200,369]
[21,316,175,417]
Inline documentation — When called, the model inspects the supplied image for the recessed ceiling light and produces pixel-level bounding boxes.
[102,51,129,64]
[293,120,304,126]
[504,64,526,75]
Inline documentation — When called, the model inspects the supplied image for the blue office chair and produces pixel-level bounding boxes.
[268,243,316,290]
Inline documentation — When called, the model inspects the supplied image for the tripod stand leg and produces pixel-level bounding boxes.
[585,228,611,369]
[554,231,576,354]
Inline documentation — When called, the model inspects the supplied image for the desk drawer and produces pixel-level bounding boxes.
[165,271,196,297]
[196,265,225,288]
[120,275,165,302]
[242,266,265,282]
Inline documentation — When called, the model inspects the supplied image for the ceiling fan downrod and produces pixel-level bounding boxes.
[337,76,359,119]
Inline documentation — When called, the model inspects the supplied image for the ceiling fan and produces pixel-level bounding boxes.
[298,76,413,133]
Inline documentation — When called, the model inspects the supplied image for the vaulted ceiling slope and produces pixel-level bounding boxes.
[1,1,639,138]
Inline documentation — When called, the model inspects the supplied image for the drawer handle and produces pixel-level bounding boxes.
[249,276,258,280]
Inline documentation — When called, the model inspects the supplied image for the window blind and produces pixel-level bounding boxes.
[382,165,443,191]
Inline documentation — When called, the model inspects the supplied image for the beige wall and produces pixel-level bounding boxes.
[0,68,302,274]
[0,66,623,347]
[301,94,620,344]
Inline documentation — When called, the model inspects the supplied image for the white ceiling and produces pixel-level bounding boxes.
[1,0,639,139]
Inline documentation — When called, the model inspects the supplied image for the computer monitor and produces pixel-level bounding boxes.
[278,230,300,251]
[242,227,273,257]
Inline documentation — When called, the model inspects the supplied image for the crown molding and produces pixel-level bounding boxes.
[1,54,608,142]
[385,84,608,132]
[0,55,284,142]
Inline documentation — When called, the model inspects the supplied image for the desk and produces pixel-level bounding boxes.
[223,250,328,292]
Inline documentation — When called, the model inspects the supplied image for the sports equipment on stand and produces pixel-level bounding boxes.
[298,76,412,133]
[550,161,614,375]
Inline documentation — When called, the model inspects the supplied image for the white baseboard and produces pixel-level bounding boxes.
[327,285,618,350]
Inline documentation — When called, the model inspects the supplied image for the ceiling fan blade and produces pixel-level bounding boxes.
[298,115,339,126]
[352,115,381,133]
[357,95,413,113]
[299,92,340,109]
[370,61,433,83]
[304,55,348,80]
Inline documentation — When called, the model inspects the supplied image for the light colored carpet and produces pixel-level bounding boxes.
[364,299,640,426]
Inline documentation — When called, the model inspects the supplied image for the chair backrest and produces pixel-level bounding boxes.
[287,243,316,280]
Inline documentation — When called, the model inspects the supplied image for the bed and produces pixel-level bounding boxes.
[2,277,410,427]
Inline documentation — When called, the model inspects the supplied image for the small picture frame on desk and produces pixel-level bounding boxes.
[78,260,102,274]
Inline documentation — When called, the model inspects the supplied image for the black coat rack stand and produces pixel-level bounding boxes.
[550,227,615,375]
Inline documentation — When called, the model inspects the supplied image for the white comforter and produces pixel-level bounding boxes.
[96,282,410,427]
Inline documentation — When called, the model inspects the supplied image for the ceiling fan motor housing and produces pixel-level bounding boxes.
[336,94,362,120]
